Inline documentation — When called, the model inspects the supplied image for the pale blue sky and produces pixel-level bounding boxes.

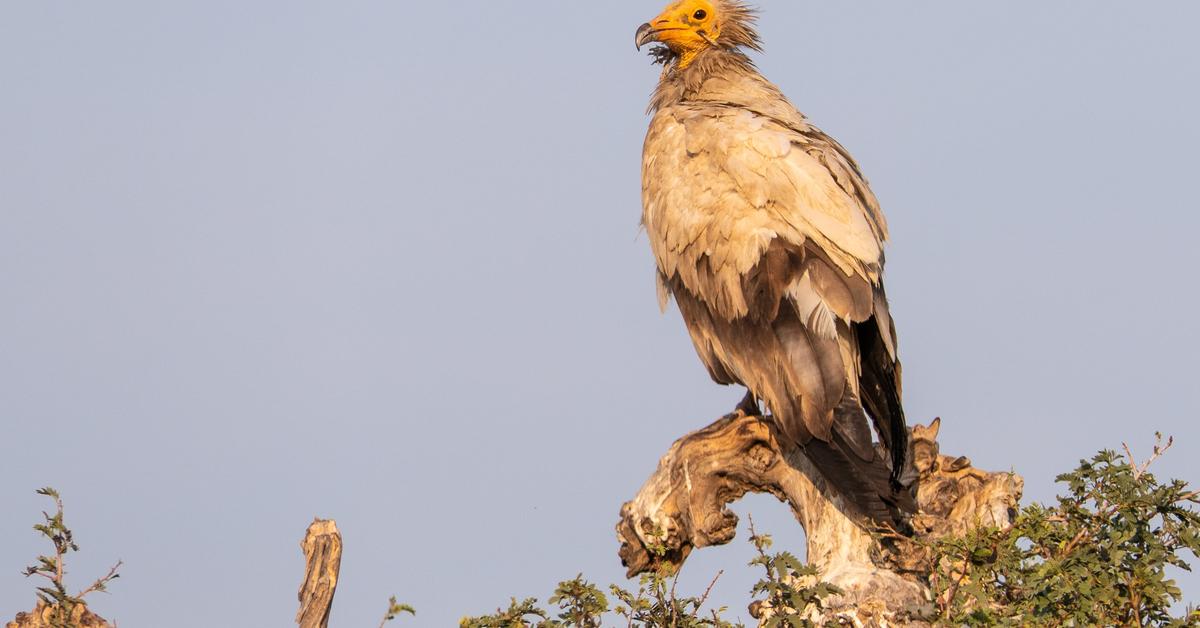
[2,1,1198,626]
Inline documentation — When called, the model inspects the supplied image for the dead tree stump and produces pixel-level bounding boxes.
[296,518,343,628]
[616,413,1022,625]
[4,601,111,628]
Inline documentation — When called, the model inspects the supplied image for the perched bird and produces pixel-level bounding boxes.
[636,0,916,522]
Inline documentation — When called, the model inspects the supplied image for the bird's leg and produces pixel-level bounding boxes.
[734,390,761,417]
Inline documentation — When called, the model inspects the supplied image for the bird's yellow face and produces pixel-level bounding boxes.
[635,0,722,68]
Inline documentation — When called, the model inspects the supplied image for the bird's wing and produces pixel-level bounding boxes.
[643,105,889,319]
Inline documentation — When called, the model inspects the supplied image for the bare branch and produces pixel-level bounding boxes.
[76,560,123,599]
[696,569,723,612]
[1124,434,1175,481]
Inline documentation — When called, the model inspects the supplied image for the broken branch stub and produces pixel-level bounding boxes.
[296,518,343,628]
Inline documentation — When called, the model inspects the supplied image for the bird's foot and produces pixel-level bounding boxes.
[733,390,761,418]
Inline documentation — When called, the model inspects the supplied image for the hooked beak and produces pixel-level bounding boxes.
[635,22,658,50]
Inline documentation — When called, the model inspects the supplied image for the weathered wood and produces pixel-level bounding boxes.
[5,601,111,628]
[616,413,1023,625]
[296,518,343,628]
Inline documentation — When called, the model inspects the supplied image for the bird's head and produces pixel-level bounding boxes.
[635,0,760,68]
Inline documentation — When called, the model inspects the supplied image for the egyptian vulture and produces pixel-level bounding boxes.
[636,0,916,522]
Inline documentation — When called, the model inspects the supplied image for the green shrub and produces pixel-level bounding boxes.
[926,435,1200,626]
[459,518,839,628]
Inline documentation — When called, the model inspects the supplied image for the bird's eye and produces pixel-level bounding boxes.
[693,9,707,20]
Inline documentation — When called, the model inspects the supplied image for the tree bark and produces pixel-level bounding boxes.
[616,413,1023,625]
[296,518,343,628]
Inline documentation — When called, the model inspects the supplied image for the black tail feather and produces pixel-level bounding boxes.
[855,319,910,486]
[802,426,916,526]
